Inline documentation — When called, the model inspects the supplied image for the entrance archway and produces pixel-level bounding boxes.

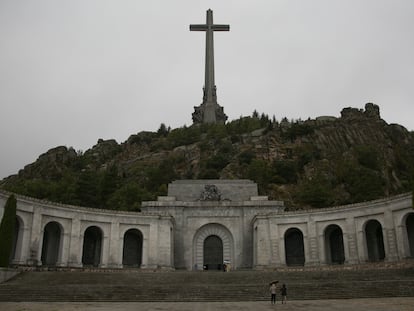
[122,229,143,267]
[203,235,223,270]
[284,228,305,266]
[193,223,233,271]
[41,221,62,266]
[324,225,345,264]
[365,220,385,261]
[406,213,414,257]
[11,216,23,263]
[82,226,102,266]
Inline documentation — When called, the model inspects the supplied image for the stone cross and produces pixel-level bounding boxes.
[190,9,229,124]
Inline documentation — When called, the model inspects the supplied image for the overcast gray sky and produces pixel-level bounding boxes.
[1,0,413,179]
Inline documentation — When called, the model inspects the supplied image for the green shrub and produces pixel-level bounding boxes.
[0,195,17,267]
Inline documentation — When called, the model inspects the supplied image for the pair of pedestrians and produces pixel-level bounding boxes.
[270,282,287,304]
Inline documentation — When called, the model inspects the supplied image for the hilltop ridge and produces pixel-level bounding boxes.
[1,103,413,211]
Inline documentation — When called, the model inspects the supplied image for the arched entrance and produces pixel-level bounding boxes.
[82,226,102,266]
[10,216,23,263]
[284,228,305,266]
[365,220,385,261]
[203,235,223,270]
[193,223,233,271]
[41,221,62,266]
[324,225,345,264]
[122,229,143,267]
[406,213,414,257]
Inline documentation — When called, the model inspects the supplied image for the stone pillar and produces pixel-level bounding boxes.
[305,220,320,266]
[143,223,158,269]
[356,220,367,263]
[278,233,286,266]
[100,230,110,268]
[384,210,399,261]
[396,222,409,258]
[317,230,326,265]
[68,217,82,267]
[253,218,271,269]
[108,221,121,268]
[269,222,281,266]
[27,207,42,266]
[157,219,174,269]
[345,217,359,264]
[58,230,71,267]
[14,217,31,265]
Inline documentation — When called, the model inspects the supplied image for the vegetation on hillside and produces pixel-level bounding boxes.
[1,104,414,211]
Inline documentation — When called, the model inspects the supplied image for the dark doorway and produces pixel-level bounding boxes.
[41,222,61,266]
[82,226,102,266]
[122,229,143,267]
[365,220,385,261]
[325,225,345,264]
[285,228,305,266]
[203,235,223,270]
[406,213,414,257]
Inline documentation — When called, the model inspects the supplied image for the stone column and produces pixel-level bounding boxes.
[108,221,121,268]
[317,230,326,265]
[305,220,320,266]
[28,207,42,266]
[269,221,281,266]
[253,218,271,269]
[58,230,71,267]
[384,210,399,261]
[345,217,359,264]
[356,220,367,263]
[157,219,174,269]
[396,221,409,258]
[143,223,158,269]
[68,217,82,267]
[100,230,110,268]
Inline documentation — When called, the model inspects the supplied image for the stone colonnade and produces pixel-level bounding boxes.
[0,191,174,269]
[253,193,414,268]
[0,190,413,270]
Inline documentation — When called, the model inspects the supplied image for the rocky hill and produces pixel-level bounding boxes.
[1,103,413,211]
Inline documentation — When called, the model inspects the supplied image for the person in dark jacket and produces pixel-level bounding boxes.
[280,283,287,304]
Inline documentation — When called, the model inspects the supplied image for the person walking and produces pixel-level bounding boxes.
[280,283,287,304]
[270,282,277,305]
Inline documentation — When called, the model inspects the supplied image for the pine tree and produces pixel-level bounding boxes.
[0,195,17,267]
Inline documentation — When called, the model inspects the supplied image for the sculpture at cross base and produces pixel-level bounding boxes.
[190,9,229,124]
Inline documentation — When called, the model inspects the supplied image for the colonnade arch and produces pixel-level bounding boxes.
[41,221,62,266]
[284,228,305,266]
[406,213,414,258]
[122,229,143,267]
[11,216,24,263]
[365,219,385,262]
[82,226,103,267]
[324,224,345,264]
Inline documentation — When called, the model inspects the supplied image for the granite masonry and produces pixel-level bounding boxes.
[0,179,413,270]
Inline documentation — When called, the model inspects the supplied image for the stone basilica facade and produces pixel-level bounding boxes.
[1,180,413,270]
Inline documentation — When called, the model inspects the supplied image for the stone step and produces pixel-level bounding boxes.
[1,267,414,302]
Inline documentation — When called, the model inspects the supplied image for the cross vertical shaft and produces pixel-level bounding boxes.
[190,9,229,124]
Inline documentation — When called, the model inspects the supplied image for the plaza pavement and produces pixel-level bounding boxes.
[1,298,414,311]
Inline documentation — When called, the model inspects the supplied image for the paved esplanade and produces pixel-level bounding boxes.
[1,298,414,311]
[190,9,228,124]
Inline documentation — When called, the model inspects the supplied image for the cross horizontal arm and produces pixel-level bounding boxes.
[211,25,230,31]
[190,25,208,31]
[190,24,230,31]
